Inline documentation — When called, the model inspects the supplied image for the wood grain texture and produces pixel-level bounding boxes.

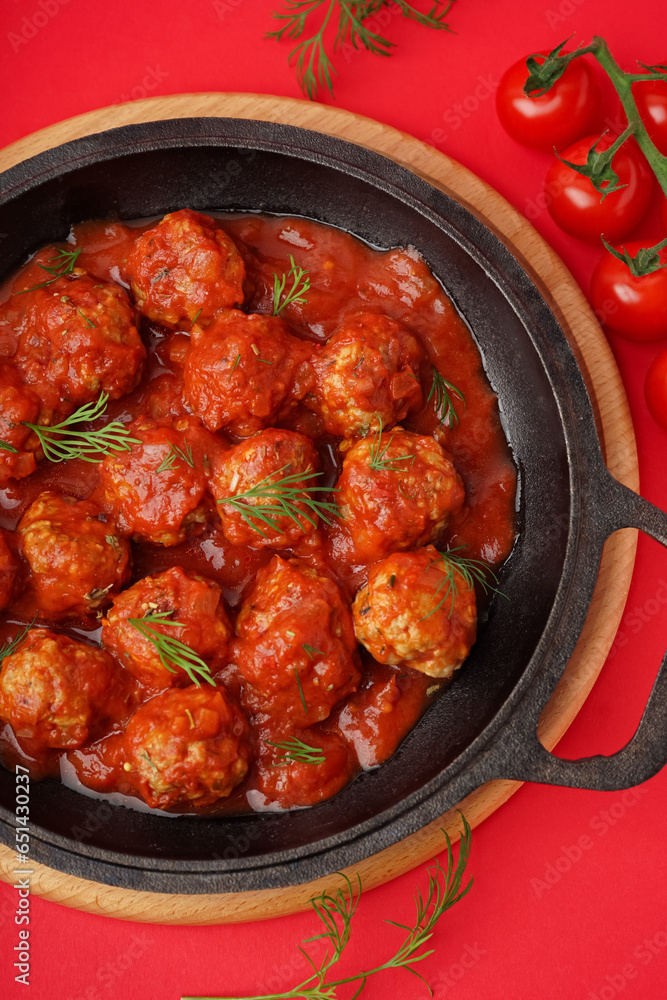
[0,93,639,924]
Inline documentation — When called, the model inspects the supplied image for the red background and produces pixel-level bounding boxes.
[2,1,667,997]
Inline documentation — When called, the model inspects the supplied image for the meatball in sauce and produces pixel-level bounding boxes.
[0,210,516,816]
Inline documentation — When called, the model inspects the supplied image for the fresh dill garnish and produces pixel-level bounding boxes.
[272,255,310,315]
[76,307,96,328]
[183,814,472,1000]
[428,366,465,429]
[302,643,324,660]
[192,308,202,325]
[267,736,326,766]
[156,442,195,474]
[421,548,506,621]
[128,611,216,688]
[13,246,83,295]
[22,393,141,464]
[266,0,455,101]
[294,667,308,714]
[140,751,158,773]
[0,617,36,662]
[368,420,415,472]
[218,464,340,538]
[0,439,18,454]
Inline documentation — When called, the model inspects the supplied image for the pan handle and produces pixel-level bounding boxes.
[493,471,667,789]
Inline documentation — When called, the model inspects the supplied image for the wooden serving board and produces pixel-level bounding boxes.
[0,94,639,924]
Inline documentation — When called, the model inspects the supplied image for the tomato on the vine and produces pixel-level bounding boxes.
[496,53,600,151]
[645,349,667,430]
[634,78,667,157]
[545,135,653,242]
[590,241,667,340]
[662,193,667,233]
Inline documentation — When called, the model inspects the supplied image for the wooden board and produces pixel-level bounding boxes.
[0,93,639,924]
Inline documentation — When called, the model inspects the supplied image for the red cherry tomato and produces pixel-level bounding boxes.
[496,53,600,151]
[662,193,667,233]
[645,348,667,430]
[590,241,667,340]
[634,78,667,157]
[545,135,653,242]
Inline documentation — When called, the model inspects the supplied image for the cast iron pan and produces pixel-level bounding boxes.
[0,119,667,894]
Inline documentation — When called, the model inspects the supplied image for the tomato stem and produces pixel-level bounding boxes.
[588,36,667,200]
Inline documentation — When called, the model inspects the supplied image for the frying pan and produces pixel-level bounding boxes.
[0,117,666,895]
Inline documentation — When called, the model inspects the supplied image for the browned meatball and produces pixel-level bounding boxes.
[16,271,145,406]
[0,365,43,484]
[0,629,121,748]
[252,729,356,810]
[102,566,233,689]
[352,546,477,679]
[98,415,223,546]
[210,428,324,549]
[121,686,249,809]
[18,491,131,616]
[335,428,465,563]
[305,313,423,438]
[124,209,245,327]
[182,310,313,437]
[233,556,360,725]
[0,530,17,610]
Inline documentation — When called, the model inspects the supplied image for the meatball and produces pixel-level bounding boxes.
[0,530,17,610]
[121,686,249,809]
[253,729,356,809]
[352,546,477,679]
[233,556,360,725]
[336,428,465,563]
[210,428,324,549]
[182,310,313,437]
[305,313,423,438]
[18,491,131,616]
[98,415,222,546]
[124,209,245,327]
[102,566,232,688]
[0,629,120,748]
[16,272,145,406]
[0,365,43,484]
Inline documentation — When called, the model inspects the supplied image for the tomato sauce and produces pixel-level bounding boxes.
[0,212,517,814]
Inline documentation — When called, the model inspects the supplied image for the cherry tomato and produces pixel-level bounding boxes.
[662,193,667,233]
[545,135,653,242]
[496,52,601,151]
[645,348,667,430]
[590,241,667,340]
[634,78,667,157]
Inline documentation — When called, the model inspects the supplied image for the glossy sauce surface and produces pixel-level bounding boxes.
[0,213,517,813]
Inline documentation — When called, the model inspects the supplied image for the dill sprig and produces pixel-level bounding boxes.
[302,643,324,660]
[421,548,505,621]
[22,393,140,464]
[0,618,36,662]
[273,255,311,315]
[128,611,216,688]
[156,442,195,474]
[13,247,82,295]
[428,366,465,429]
[267,736,326,766]
[182,814,472,1000]
[0,439,18,454]
[266,0,455,100]
[368,420,415,472]
[218,464,340,538]
[294,667,308,714]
